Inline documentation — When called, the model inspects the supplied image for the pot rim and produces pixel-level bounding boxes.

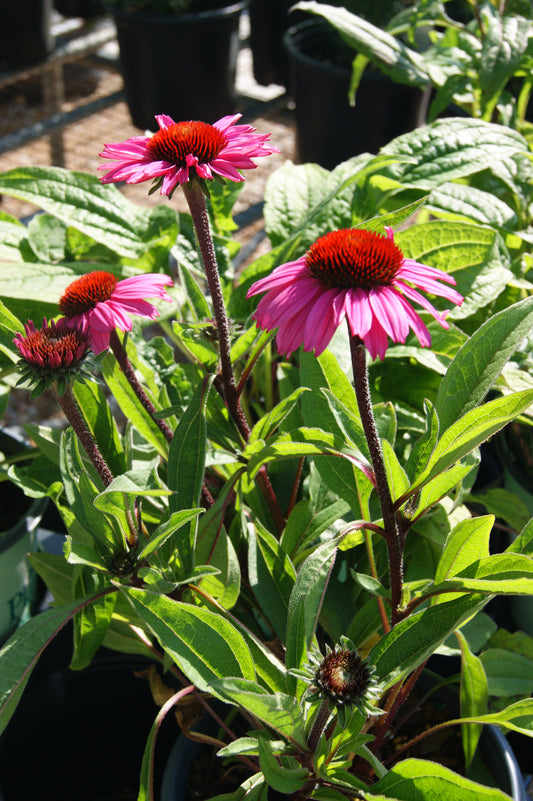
[283,18,352,79]
[111,0,248,23]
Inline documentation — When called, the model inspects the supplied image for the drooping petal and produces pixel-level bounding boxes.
[246,225,463,360]
[345,288,373,340]
[368,286,410,343]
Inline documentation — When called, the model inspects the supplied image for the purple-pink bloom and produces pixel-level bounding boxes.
[247,227,463,361]
[59,271,173,354]
[98,114,279,196]
[14,318,91,369]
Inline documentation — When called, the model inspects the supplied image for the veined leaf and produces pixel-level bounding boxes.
[436,296,533,431]
[402,390,533,500]
[372,757,512,800]
[122,588,255,692]
[209,677,307,746]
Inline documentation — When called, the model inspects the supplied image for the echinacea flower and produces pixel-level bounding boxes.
[247,227,463,360]
[14,318,95,398]
[293,637,382,725]
[98,114,279,197]
[59,271,173,354]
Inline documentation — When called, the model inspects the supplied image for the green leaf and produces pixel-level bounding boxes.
[285,538,338,677]
[208,677,307,746]
[122,588,255,692]
[380,118,528,190]
[382,439,409,503]
[248,522,296,641]
[71,569,117,671]
[479,647,533,698]
[176,260,212,321]
[249,388,310,444]
[457,630,488,769]
[0,593,113,736]
[293,2,432,86]
[137,508,204,560]
[168,374,211,513]
[257,736,309,793]
[433,516,493,604]
[468,487,531,535]
[427,183,518,230]
[369,595,487,688]
[101,352,167,457]
[281,496,350,564]
[166,374,212,573]
[401,390,533,502]
[29,552,73,604]
[72,380,127,477]
[372,757,512,800]
[436,297,533,431]
[431,552,533,598]
[0,166,173,259]
[478,8,530,119]
[264,161,329,248]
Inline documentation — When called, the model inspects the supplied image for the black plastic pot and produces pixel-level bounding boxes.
[0,624,176,801]
[0,431,47,644]
[161,714,527,801]
[54,0,105,18]
[284,19,425,169]
[112,0,248,131]
[0,0,54,70]
[248,0,303,88]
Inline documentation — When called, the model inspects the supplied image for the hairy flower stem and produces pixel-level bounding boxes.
[54,384,114,488]
[184,182,250,441]
[349,335,403,625]
[307,697,331,753]
[109,330,174,444]
[184,182,285,533]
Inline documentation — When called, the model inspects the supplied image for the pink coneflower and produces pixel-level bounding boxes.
[59,271,173,353]
[14,318,94,398]
[247,227,463,361]
[98,114,279,197]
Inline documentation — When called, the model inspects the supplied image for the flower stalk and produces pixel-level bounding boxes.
[349,334,403,625]
[109,330,174,443]
[53,383,114,488]
[183,181,250,442]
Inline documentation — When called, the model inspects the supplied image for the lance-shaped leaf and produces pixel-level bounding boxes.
[257,736,309,794]
[399,389,533,501]
[369,595,488,689]
[244,428,373,483]
[248,521,296,641]
[209,677,307,746]
[102,352,168,457]
[249,388,310,444]
[436,296,533,432]
[432,516,494,605]
[166,375,213,571]
[371,757,512,800]
[122,588,255,692]
[0,592,115,736]
[457,630,488,769]
[428,553,533,600]
[285,538,339,683]
[293,2,434,86]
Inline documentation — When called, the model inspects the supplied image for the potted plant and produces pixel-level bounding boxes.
[292,0,533,134]
[0,0,54,70]
[104,0,249,130]
[0,109,532,800]
[0,430,47,644]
